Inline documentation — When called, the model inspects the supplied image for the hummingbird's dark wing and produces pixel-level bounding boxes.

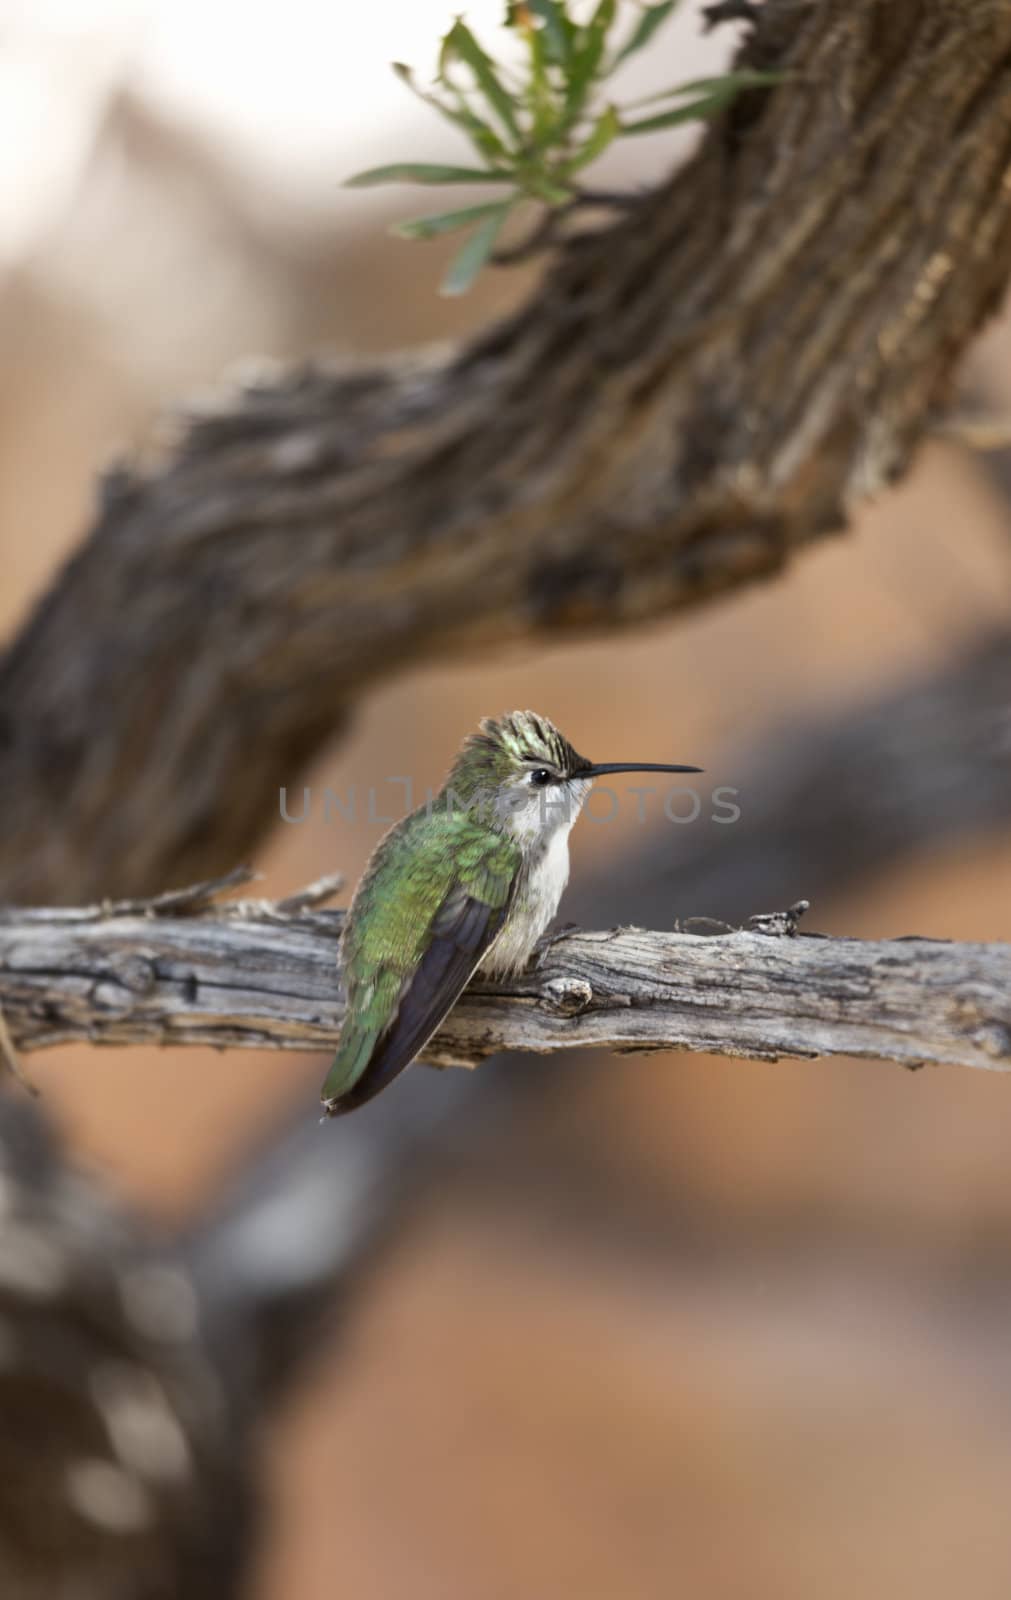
[322,816,520,1115]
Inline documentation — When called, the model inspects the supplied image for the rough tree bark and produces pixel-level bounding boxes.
[2,877,1008,1074]
[3,0,1011,903]
[0,1098,256,1600]
[3,7,1011,1595]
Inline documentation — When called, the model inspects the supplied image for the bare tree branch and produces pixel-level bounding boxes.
[6,6,1011,1592]
[2,883,1008,1073]
[0,1097,257,1600]
[4,0,1011,903]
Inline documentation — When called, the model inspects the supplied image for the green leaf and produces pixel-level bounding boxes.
[440,203,512,296]
[618,90,741,135]
[565,0,617,121]
[455,101,514,162]
[559,103,619,174]
[523,174,573,205]
[518,4,555,144]
[526,0,576,67]
[619,69,782,133]
[622,69,784,110]
[347,162,513,188]
[391,61,510,162]
[391,199,516,239]
[676,70,784,93]
[444,21,522,143]
[611,1,680,70]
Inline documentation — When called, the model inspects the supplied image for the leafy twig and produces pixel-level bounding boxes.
[348,2,780,293]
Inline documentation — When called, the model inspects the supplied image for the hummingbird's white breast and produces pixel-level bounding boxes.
[481,777,590,977]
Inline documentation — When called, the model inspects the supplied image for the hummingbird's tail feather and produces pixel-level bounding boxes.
[321,1021,384,1115]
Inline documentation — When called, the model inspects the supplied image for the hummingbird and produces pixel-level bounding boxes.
[321,711,702,1116]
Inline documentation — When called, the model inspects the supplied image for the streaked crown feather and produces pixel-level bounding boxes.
[450,710,589,793]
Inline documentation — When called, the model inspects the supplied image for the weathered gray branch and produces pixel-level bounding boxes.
[7,5,1011,1594]
[4,0,1011,903]
[2,877,1008,1074]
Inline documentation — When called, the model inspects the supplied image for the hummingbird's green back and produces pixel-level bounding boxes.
[321,709,702,1117]
[322,806,520,1114]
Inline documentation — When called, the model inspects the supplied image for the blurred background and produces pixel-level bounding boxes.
[3,1,1011,1595]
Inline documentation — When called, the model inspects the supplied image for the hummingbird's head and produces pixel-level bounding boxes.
[448,712,701,842]
[446,711,591,839]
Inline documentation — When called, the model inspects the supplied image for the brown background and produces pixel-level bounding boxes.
[3,7,1011,1596]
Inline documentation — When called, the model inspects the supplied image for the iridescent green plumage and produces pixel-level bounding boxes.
[321,805,520,1114]
[322,710,701,1116]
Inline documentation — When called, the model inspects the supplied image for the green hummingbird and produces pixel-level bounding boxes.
[321,711,702,1116]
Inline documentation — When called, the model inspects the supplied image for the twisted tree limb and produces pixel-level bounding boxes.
[2,875,1008,1073]
[5,5,1011,1592]
[4,0,1011,903]
[0,1097,257,1600]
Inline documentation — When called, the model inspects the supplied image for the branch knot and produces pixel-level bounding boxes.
[540,976,594,1016]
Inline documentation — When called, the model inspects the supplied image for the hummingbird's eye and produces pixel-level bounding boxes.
[529,768,553,787]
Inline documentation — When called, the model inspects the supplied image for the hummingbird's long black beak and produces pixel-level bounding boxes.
[581,762,703,776]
